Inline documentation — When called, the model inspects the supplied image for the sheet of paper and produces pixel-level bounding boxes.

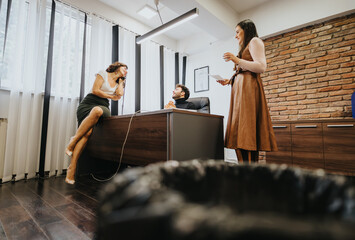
[209,74,224,80]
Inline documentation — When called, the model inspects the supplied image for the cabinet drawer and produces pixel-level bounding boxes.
[291,123,324,169]
[323,122,355,174]
[267,124,292,165]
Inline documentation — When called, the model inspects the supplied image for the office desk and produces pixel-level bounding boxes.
[80,109,224,168]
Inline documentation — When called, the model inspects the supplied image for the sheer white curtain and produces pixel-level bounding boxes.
[118,27,136,115]
[164,48,176,104]
[0,0,49,182]
[0,0,8,64]
[141,41,160,111]
[44,1,86,176]
[85,15,112,96]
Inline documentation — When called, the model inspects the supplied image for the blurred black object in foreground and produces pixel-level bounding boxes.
[97,160,355,240]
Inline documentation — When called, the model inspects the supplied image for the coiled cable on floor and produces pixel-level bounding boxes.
[91,110,141,182]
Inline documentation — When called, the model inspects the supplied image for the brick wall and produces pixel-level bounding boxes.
[258,13,354,162]
[262,13,355,121]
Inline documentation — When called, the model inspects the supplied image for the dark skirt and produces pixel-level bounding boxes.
[76,93,111,126]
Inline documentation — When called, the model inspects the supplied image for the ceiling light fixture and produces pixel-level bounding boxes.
[137,5,157,19]
[136,8,199,44]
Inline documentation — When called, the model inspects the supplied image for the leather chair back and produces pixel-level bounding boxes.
[188,97,210,114]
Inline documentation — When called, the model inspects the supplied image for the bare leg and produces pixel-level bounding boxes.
[244,150,259,164]
[65,107,103,156]
[236,149,259,164]
[65,129,93,184]
[252,151,259,163]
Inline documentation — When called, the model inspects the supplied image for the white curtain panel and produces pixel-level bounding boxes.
[118,27,136,115]
[0,0,49,182]
[85,15,112,96]
[44,1,86,176]
[0,0,8,61]
[164,48,176,105]
[141,41,160,112]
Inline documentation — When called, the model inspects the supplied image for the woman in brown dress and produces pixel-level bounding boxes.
[217,19,278,163]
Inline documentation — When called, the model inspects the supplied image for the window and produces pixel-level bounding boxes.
[51,3,86,97]
[0,0,51,91]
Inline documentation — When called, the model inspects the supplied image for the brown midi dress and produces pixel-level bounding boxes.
[224,45,278,152]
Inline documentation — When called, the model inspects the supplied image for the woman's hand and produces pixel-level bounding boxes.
[118,78,125,86]
[217,79,231,86]
[223,52,240,64]
[111,94,121,101]
[114,79,125,99]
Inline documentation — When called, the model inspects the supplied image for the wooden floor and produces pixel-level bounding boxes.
[0,175,106,240]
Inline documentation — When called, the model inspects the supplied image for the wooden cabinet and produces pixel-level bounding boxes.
[323,122,355,175]
[292,123,324,170]
[266,119,355,176]
[266,124,292,165]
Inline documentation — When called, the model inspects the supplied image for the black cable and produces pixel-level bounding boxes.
[121,78,126,115]
[90,109,140,182]
[155,2,163,25]
[91,77,129,182]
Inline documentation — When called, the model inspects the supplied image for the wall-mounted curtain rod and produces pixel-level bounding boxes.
[55,0,178,53]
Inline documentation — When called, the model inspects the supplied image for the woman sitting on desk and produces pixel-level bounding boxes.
[65,62,128,184]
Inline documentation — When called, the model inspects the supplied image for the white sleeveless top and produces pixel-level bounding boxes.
[90,70,118,95]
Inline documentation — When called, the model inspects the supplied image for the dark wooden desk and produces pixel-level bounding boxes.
[80,109,224,170]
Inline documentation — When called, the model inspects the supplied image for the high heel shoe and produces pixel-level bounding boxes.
[65,177,75,184]
[65,149,73,157]
[65,167,75,184]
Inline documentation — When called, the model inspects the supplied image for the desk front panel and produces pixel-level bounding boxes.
[87,113,168,165]
[170,112,224,161]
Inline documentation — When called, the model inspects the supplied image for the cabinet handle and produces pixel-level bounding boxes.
[273,126,287,128]
[295,125,317,128]
[327,124,354,128]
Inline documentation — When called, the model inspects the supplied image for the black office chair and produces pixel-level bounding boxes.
[188,97,210,114]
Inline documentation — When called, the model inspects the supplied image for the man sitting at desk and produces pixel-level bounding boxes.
[164,84,195,110]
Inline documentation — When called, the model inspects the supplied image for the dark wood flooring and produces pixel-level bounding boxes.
[0,175,106,240]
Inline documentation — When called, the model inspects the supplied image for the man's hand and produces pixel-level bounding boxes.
[164,101,176,109]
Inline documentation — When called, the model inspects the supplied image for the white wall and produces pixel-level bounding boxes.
[195,0,238,29]
[0,90,9,118]
[185,37,238,161]
[241,0,355,38]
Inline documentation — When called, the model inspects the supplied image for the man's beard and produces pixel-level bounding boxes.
[172,94,181,100]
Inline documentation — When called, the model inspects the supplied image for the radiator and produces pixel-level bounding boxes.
[0,118,8,180]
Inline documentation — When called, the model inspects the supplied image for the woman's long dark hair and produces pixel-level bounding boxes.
[237,19,259,58]
[106,61,128,83]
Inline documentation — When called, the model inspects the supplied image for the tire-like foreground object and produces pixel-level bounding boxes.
[97,160,355,240]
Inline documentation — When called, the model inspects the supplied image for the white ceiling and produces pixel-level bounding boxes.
[225,0,270,13]
[98,0,272,41]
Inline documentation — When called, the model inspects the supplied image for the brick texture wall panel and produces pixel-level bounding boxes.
[262,13,355,122]
[259,14,355,162]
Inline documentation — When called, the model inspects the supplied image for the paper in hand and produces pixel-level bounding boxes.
[209,74,224,80]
